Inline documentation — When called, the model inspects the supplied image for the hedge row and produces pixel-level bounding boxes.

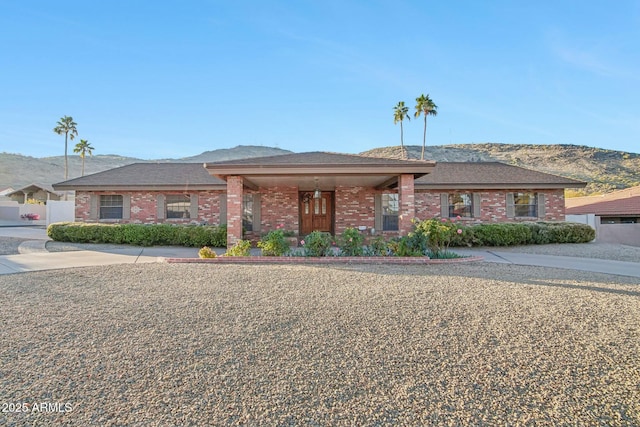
[47,223,228,247]
[448,221,595,247]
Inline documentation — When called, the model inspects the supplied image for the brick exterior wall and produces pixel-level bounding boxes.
[226,176,243,247]
[74,190,225,224]
[415,189,566,222]
[72,187,567,246]
[260,186,299,232]
[398,174,415,235]
[334,186,376,234]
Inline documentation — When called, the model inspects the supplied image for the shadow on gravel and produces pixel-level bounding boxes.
[321,264,640,298]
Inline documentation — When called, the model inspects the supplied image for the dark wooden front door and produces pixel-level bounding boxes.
[300,192,333,236]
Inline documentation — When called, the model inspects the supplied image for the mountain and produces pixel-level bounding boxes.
[1,143,638,196]
[361,144,640,195]
[0,145,292,190]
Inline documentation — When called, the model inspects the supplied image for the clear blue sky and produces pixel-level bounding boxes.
[1,1,639,159]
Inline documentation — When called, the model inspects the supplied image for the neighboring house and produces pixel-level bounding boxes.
[53,152,585,246]
[5,183,63,204]
[566,185,640,246]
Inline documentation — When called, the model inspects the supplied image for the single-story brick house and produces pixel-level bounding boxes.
[53,152,586,246]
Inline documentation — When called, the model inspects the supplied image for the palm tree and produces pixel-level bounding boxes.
[53,116,78,180]
[393,101,410,158]
[73,139,94,176]
[414,94,438,160]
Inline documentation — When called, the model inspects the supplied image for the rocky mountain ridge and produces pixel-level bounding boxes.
[1,144,638,196]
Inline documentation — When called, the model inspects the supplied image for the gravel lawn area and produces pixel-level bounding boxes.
[1,263,639,426]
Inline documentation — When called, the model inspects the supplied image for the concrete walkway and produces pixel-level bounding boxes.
[455,249,640,279]
[0,227,639,278]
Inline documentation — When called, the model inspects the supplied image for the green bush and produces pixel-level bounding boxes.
[446,221,595,247]
[198,246,217,258]
[224,239,251,257]
[257,228,291,256]
[387,231,429,257]
[338,227,364,256]
[47,222,227,247]
[302,231,334,257]
[364,236,390,256]
[471,223,532,246]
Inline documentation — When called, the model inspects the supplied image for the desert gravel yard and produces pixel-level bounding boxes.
[1,263,639,426]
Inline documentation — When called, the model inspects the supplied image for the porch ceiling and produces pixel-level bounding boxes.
[241,174,402,190]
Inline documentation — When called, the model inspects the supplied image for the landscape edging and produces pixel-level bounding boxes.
[163,256,484,265]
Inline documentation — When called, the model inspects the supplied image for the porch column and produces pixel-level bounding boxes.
[226,176,243,247]
[398,174,415,235]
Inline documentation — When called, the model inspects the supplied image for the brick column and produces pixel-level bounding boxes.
[226,176,243,247]
[398,174,415,235]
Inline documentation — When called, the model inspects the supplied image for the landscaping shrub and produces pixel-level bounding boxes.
[47,222,227,247]
[446,221,595,247]
[257,226,291,256]
[388,231,429,257]
[198,246,217,258]
[470,223,532,246]
[302,231,333,257]
[224,239,251,257]
[414,218,464,257]
[364,236,390,256]
[338,227,365,256]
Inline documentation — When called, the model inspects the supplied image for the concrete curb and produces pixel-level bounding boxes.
[17,240,49,254]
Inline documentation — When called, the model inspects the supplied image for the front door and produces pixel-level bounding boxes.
[300,192,333,236]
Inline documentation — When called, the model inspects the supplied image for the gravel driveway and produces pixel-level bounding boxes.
[1,262,638,426]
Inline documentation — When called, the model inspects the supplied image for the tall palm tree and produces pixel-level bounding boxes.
[73,139,94,176]
[414,94,438,160]
[393,101,410,158]
[53,115,78,180]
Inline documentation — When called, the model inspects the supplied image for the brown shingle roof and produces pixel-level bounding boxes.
[53,163,226,191]
[565,185,640,216]
[415,162,586,189]
[205,151,432,166]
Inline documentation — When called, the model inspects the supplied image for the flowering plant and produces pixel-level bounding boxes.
[414,217,464,257]
[338,227,364,256]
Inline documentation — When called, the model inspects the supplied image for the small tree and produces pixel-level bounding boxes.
[53,115,78,180]
[73,139,94,176]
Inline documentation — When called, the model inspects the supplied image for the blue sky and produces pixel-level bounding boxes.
[1,1,639,159]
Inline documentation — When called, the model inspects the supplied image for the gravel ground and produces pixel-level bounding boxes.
[1,263,639,426]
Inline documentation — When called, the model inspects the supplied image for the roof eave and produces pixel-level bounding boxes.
[205,163,436,179]
[415,182,586,190]
[52,184,227,191]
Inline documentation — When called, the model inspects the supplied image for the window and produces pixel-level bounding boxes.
[166,195,191,219]
[448,193,473,217]
[514,192,537,217]
[243,194,253,231]
[382,193,399,231]
[100,195,123,219]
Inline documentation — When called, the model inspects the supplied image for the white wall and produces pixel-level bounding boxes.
[566,214,597,229]
[47,200,75,226]
[0,202,20,221]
